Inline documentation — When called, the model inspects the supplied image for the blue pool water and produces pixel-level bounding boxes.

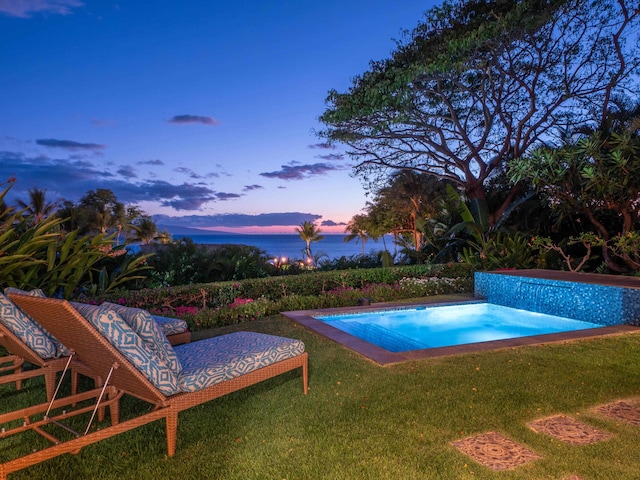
[314,303,603,352]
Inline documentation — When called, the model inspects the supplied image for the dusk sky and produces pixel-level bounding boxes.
[1,0,435,233]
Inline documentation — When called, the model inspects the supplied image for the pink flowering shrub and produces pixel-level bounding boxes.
[229,297,253,307]
[175,305,199,316]
[91,263,473,330]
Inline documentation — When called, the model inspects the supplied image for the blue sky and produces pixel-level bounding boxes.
[0,0,434,233]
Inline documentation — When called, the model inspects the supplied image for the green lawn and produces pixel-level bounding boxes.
[3,303,640,479]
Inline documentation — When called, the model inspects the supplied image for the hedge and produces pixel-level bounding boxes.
[93,263,474,330]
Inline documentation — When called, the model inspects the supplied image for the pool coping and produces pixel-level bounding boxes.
[282,298,640,366]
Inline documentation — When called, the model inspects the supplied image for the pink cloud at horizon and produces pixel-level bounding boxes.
[199,225,346,235]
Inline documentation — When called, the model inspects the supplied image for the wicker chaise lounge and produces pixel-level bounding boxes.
[0,292,101,400]
[0,322,99,401]
[3,285,192,347]
[2,294,308,480]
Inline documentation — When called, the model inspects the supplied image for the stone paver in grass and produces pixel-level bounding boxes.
[563,476,585,480]
[451,431,541,471]
[528,415,612,445]
[595,400,640,426]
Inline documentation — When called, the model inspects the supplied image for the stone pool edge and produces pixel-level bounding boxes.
[282,297,640,366]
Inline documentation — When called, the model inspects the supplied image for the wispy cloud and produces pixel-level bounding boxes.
[243,184,263,192]
[260,162,343,180]
[138,159,164,166]
[173,166,203,179]
[214,192,242,201]
[168,114,219,126]
[91,118,116,127]
[117,165,138,178]
[321,219,346,227]
[154,212,322,228]
[315,153,344,161]
[0,0,83,18]
[0,151,232,212]
[308,142,336,150]
[36,138,105,152]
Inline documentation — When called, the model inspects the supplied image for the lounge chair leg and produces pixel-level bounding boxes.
[108,387,120,425]
[70,369,79,407]
[44,370,56,402]
[12,357,23,391]
[302,353,308,395]
[166,409,178,457]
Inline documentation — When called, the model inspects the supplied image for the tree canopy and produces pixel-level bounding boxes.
[320,0,639,225]
[509,101,640,271]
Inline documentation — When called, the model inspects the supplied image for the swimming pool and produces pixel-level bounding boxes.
[314,303,601,353]
[284,271,640,364]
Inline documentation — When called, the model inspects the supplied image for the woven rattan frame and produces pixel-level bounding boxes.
[0,321,101,401]
[0,354,24,390]
[4,294,308,480]
[166,330,191,345]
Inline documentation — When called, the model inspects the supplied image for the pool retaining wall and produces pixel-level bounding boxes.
[474,270,640,326]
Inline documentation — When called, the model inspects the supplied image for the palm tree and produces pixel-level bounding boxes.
[56,200,81,232]
[115,205,145,244]
[344,214,370,256]
[17,188,56,224]
[90,209,114,234]
[157,228,172,244]
[78,188,123,235]
[131,216,158,245]
[295,221,324,264]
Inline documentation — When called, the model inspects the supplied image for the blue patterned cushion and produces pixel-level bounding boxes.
[151,315,188,336]
[71,303,180,396]
[175,332,305,393]
[4,288,71,356]
[0,292,59,359]
[102,303,181,375]
[4,287,47,298]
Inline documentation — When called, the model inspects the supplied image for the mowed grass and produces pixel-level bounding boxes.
[3,305,640,479]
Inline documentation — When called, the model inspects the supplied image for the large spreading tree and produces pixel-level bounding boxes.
[320,0,639,226]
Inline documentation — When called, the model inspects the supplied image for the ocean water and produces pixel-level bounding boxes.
[173,234,394,261]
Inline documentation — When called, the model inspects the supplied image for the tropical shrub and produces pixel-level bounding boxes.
[96,263,473,311]
[0,181,151,298]
[144,239,272,286]
[169,275,472,330]
[459,232,536,271]
[317,253,383,271]
[93,263,474,329]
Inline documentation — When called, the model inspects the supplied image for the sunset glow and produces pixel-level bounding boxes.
[0,1,432,234]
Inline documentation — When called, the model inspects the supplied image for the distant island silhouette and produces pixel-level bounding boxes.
[157,225,235,236]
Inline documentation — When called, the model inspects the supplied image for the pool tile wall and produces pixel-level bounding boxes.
[474,271,640,326]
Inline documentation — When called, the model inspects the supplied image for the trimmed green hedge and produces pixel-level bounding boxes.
[94,263,474,330]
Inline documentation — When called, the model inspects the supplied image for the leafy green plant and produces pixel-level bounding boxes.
[96,262,475,316]
[460,232,536,270]
[530,234,600,272]
[100,266,474,331]
[92,248,153,295]
[145,239,272,286]
[0,181,153,298]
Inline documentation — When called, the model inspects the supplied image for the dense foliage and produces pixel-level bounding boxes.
[509,103,640,272]
[2,0,640,303]
[0,181,150,298]
[144,238,273,286]
[94,263,474,329]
